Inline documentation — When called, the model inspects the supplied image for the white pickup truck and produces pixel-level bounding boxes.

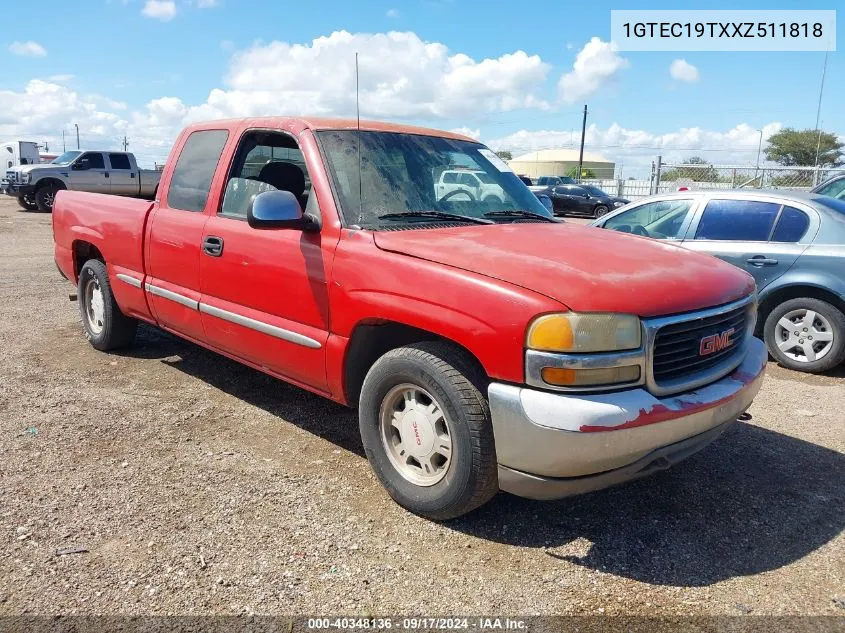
[435,168,506,203]
[4,150,161,212]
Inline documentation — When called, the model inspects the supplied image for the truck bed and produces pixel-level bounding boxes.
[53,190,155,321]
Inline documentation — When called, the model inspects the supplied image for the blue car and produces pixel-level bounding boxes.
[592,190,845,373]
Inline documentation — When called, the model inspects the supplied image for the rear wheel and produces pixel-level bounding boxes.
[594,205,609,218]
[35,184,59,212]
[764,297,845,373]
[358,342,498,520]
[78,259,137,351]
[17,193,37,211]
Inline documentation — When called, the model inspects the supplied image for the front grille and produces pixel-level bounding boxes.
[5,171,16,183]
[652,304,748,384]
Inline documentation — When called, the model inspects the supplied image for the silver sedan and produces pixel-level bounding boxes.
[591,190,845,373]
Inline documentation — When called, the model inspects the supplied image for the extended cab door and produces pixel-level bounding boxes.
[197,127,331,392]
[71,152,109,191]
[145,129,231,343]
[107,153,138,196]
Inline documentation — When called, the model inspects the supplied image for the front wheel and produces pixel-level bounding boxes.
[763,297,845,373]
[358,342,498,520]
[593,205,609,218]
[17,193,37,211]
[78,259,137,351]
[35,184,59,212]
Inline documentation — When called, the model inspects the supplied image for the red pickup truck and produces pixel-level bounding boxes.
[53,117,767,520]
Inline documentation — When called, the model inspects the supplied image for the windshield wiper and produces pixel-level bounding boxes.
[484,210,558,223]
[379,211,493,225]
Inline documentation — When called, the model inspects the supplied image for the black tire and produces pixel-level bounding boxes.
[78,259,137,351]
[763,297,845,373]
[358,342,498,520]
[17,194,37,211]
[35,184,59,212]
[594,205,609,218]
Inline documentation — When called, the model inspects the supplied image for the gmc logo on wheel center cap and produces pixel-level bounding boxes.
[699,328,735,356]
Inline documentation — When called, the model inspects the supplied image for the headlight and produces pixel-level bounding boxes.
[526,313,641,353]
[613,201,624,207]
[20,172,30,183]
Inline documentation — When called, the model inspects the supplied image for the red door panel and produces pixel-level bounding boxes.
[146,207,208,341]
[199,215,331,391]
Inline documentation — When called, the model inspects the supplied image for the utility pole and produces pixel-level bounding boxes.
[122,136,129,151]
[62,130,66,152]
[577,104,588,182]
[74,124,80,150]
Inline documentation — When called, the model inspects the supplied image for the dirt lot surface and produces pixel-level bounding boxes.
[0,197,843,616]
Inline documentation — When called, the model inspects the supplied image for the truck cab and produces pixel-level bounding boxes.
[435,168,506,203]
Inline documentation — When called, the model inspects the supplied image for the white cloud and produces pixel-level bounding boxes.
[9,41,47,57]
[184,30,551,121]
[558,38,628,103]
[486,122,782,175]
[47,74,75,82]
[449,127,481,139]
[670,59,699,83]
[142,0,176,20]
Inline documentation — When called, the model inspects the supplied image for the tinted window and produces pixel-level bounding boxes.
[815,177,845,200]
[80,153,104,169]
[567,186,587,196]
[167,130,229,212]
[442,172,458,184]
[771,206,810,242]
[108,153,131,170]
[460,173,479,186]
[695,199,781,241]
[603,199,693,240]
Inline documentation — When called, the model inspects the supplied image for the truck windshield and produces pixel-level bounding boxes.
[51,151,82,166]
[317,130,551,228]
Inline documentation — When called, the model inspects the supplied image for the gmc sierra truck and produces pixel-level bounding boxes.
[6,150,161,212]
[52,117,766,520]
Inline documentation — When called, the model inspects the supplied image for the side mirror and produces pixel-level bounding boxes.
[73,159,90,171]
[247,190,320,232]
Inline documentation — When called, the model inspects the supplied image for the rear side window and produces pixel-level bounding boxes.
[442,172,458,184]
[771,206,810,242]
[167,130,229,212]
[108,153,131,170]
[695,199,781,241]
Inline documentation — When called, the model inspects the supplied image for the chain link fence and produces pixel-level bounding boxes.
[652,162,845,196]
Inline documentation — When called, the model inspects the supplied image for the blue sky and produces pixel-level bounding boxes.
[1,0,840,175]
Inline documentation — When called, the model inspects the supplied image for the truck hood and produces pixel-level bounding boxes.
[8,164,57,175]
[373,223,755,317]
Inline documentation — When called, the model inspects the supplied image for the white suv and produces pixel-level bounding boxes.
[436,169,505,203]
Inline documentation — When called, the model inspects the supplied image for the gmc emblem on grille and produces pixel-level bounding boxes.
[699,328,735,356]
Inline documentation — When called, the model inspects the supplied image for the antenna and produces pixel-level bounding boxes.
[355,52,363,227]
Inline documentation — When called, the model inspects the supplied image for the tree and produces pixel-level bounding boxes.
[661,156,725,182]
[765,128,843,167]
[494,150,512,161]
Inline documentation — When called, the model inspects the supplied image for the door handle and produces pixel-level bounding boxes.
[746,256,778,267]
[202,236,224,257]
[104,172,109,178]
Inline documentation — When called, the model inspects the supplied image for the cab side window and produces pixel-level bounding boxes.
[79,153,105,169]
[167,130,229,212]
[109,153,132,170]
[220,130,314,220]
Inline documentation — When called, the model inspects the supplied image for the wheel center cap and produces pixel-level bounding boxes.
[400,410,434,458]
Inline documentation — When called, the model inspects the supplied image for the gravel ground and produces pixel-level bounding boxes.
[0,197,843,616]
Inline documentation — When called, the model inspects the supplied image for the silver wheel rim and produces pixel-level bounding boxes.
[42,190,55,208]
[774,308,834,363]
[379,383,453,487]
[84,276,106,335]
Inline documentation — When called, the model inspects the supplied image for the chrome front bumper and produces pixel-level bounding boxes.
[489,337,767,500]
